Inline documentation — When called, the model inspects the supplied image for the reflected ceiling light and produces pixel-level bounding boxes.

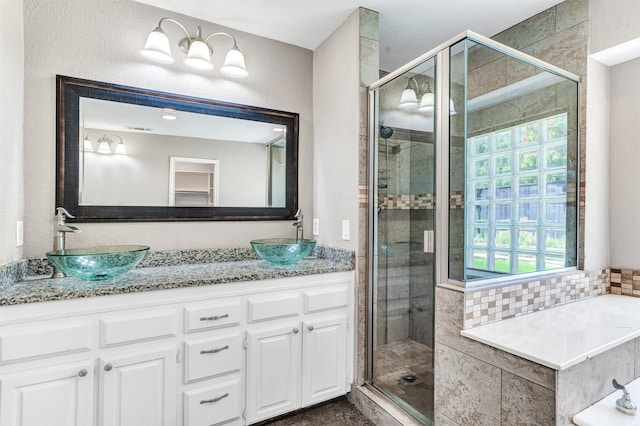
[83,135,94,151]
[162,114,177,120]
[272,127,284,132]
[418,82,434,112]
[84,134,125,155]
[398,78,419,109]
[141,18,248,78]
[398,77,456,115]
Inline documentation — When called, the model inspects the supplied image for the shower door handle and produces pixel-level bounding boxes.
[424,230,435,253]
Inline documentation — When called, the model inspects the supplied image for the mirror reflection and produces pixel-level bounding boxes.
[80,99,286,207]
[57,75,299,222]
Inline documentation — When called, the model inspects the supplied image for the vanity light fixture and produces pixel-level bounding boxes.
[141,18,248,78]
[398,77,456,115]
[84,134,126,155]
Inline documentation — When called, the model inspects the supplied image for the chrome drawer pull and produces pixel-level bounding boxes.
[199,314,229,321]
[78,369,88,377]
[200,393,229,404]
[200,345,229,355]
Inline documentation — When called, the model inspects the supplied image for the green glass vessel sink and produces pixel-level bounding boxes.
[46,245,149,281]
[250,238,316,265]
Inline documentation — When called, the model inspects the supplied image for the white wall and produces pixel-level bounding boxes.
[589,0,640,53]
[21,0,313,256]
[583,57,610,271]
[313,10,361,250]
[588,0,640,269]
[0,0,24,265]
[608,57,640,268]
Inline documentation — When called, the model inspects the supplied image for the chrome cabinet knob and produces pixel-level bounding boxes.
[292,328,299,334]
[104,363,113,371]
[308,325,314,331]
[78,369,88,377]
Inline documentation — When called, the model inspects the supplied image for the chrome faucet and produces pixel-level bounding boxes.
[52,207,81,278]
[613,379,637,416]
[292,209,303,241]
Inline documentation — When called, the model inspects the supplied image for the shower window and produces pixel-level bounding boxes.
[466,114,570,275]
[449,37,578,282]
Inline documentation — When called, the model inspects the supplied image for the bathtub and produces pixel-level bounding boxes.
[573,377,640,425]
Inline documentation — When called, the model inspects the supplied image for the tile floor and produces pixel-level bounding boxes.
[260,397,374,426]
[373,338,434,419]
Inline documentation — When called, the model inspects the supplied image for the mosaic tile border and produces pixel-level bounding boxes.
[462,269,610,329]
[379,193,434,210]
[609,268,640,296]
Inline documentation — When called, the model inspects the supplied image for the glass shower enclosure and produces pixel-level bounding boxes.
[368,31,579,424]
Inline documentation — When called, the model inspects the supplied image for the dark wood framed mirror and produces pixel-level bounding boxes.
[56,75,299,222]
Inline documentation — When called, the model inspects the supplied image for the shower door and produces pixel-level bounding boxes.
[371,56,437,424]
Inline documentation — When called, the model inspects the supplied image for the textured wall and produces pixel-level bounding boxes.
[21,0,313,257]
[609,58,640,268]
[0,0,24,265]
[312,9,361,251]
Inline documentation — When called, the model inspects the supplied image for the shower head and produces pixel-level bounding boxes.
[379,124,394,139]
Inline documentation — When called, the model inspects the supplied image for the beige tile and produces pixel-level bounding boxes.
[435,287,556,389]
[557,340,635,424]
[502,371,556,425]
[635,337,640,379]
[434,343,501,426]
[434,410,459,426]
[555,0,589,33]
[493,9,556,51]
[358,7,379,41]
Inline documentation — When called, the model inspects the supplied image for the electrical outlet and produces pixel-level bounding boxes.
[312,218,320,236]
[341,220,350,240]
[16,221,23,247]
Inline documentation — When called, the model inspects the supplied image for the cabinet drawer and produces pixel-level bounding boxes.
[303,285,349,313]
[247,293,300,323]
[0,321,92,363]
[184,377,242,426]
[184,300,241,333]
[100,309,176,347]
[184,334,242,383]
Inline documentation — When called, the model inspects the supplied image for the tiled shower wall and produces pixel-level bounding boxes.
[435,2,592,424]
[375,129,435,347]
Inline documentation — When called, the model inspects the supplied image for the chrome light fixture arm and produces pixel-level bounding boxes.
[142,17,248,77]
[156,18,192,42]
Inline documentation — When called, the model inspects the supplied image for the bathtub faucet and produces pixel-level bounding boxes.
[613,379,637,416]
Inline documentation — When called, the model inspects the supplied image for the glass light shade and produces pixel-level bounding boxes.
[97,140,111,154]
[398,88,419,109]
[83,137,93,151]
[418,92,435,112]
[141,27,174,64]
[220,47,248,78]
[114,141,127,155]
[449,98,457,115]
[184,39,214,70]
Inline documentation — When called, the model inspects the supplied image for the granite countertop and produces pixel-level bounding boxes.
[461,294,640,370]
[0,246,355,307]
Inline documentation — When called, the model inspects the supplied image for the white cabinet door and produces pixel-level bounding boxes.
[100,347,177,426]
[246,323,301,424]
[301,314,347,407]
[0,360,94,426]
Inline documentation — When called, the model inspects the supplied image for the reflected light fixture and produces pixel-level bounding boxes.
[141,18,248,78]
[398,77,455,115]
[84,134,126,155]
